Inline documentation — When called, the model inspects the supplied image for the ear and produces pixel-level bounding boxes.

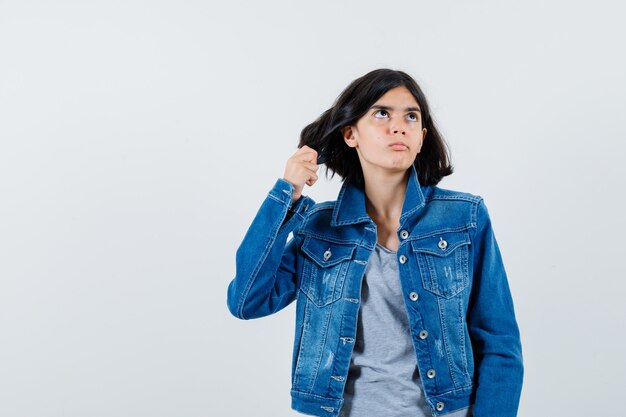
[417,128,427,153]
[342,126,357,148]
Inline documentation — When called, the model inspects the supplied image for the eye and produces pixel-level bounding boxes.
[374,109,389,118]
[407,112,419,122]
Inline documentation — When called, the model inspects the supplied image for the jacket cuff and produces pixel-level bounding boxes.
[269,178,313,221]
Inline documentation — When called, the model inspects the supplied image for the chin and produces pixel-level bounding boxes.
[389,159,414,170]
[385,164,412,174]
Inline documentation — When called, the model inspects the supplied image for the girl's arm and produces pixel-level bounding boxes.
[467,198,524,416]
[226,178,315,320]
[227,145,319,320]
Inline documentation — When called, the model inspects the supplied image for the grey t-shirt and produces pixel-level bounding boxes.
[339,243,473,417]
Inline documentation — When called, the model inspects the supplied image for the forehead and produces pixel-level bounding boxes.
[373,86,420,108]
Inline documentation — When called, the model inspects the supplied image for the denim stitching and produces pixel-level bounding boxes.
[267,193,286,205]
[438,295,462,388]
[293,296,311,387]
[435,294,451,390]
[333,216,372,226]
[237,198,287,318]
[302,236,356,266]
[457,297,469,382]
[471,198,483,226]
[399,200,425,222]
[414,241,469,258]
[408,226,471,242]
[328,310,351,397]
[306,201,335,216]
[430,382,474,396]
[308,301,334,392]
[300,258,350,307]
[300,232,368,247]
[430,194,481,203]
[412,231,470,299]
[290,388,342,400]
[330,183,348,223]
[455,244,470,294]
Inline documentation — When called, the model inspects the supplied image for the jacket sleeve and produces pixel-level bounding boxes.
[467,198,524,416]
[226,178,315,320]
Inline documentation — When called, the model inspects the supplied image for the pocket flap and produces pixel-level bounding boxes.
[410,231,470,257]
[302,236,356,267]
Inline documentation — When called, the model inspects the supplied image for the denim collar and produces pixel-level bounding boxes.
[330,164,426,227]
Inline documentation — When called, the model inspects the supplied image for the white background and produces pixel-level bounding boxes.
[1,1,625,416]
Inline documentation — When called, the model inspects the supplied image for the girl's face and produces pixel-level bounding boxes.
[342,86,427,177]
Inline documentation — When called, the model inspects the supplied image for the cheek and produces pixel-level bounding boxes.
[356,128,384,144]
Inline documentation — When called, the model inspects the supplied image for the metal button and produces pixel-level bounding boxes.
[427,369,436,378]
[399,255,407,264]
[323,249,332,260]
[409,292,419,301]
[438,238,448,250]
[419,330,428,339]
[436,402,444,411]
[400,230,409,239]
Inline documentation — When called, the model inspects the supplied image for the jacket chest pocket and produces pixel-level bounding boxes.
[300,236,356,307]
[411,231,471,299]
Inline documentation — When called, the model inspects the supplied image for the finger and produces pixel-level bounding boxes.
[304,161,319,172]
[307,172,319,184]
[297,146,318,162]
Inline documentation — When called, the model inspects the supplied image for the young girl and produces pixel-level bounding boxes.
[227,68,523,417]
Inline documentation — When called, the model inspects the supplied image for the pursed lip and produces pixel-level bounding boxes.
[389,141,408,149]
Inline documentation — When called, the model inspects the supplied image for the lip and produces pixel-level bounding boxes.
[389,142,408,150]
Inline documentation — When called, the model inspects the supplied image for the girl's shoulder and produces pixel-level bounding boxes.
[426,184,483,204]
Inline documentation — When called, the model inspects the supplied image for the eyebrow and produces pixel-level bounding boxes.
[369,104,421,113]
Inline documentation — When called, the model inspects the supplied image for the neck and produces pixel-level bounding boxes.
[363,168,409,223]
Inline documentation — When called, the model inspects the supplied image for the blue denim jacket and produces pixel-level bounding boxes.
[227,165,523,417]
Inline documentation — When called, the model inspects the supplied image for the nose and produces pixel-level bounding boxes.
[391,122,406,135]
